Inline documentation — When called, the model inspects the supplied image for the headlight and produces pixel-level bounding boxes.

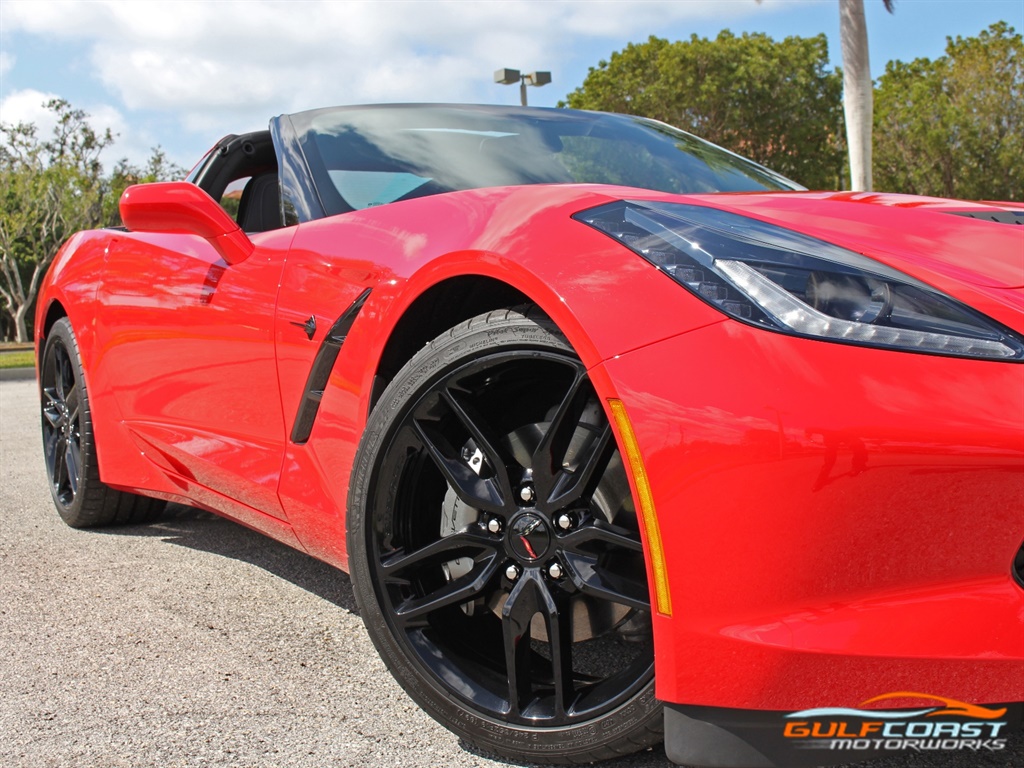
[576,201,1024,361]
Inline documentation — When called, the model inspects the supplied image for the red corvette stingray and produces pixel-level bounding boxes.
[35,105,1024,767]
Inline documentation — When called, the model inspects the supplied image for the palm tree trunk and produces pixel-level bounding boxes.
[839,0,873,191]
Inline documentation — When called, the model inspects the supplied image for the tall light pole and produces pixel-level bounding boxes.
[494,69,551,106]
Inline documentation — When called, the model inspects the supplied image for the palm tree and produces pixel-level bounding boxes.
[840,0,895,191]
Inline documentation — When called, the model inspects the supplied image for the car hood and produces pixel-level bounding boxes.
[624,190,1024,291]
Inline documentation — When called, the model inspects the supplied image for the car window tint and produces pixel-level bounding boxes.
[558,136,779,194]
[328,170,433,210]
[283,106,798,218]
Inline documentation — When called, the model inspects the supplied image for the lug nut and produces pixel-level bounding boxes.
[519,485,535,503]
[505,564,521,581]
[547,562,563,580]
[486,517,503,534]
[555,513,574,531]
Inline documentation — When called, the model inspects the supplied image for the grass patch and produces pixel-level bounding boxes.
[0,351,35,369]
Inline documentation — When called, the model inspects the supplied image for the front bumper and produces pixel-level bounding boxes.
[595,319,1024,762]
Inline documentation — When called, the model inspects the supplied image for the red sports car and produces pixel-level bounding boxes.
[35,105,1023,767]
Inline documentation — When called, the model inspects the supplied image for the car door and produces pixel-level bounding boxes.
[94,220,293,520]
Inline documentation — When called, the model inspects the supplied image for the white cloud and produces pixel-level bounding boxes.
[0,1,791,118]
[0,51,13,77]
[0,89,125,145]
[0,88,63,131]
[0,88,154,166]
[1,0,811,162]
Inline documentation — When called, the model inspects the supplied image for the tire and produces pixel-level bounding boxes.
[348,307,662,763]
[40,318,165,528]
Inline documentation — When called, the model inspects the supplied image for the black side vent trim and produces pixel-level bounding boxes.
[290,288,372,444]
[946,210,1024,225]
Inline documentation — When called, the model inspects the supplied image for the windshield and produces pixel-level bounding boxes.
[280,105,799,218]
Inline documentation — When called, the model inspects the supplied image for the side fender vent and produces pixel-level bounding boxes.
[290,288,371,444]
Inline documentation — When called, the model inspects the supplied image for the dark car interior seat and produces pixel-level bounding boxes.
[192,130,283,232]
[237,174,282,233]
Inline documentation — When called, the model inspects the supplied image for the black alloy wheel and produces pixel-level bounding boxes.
[40,318,164,528]
[348,308,661,763]
[42,324,83,511]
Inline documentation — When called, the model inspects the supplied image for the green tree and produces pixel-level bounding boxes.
[103,147,186,225]
[563,31,845,190]
[0,100,183,342]
[0,99,114,343]
[874,22,1023,200]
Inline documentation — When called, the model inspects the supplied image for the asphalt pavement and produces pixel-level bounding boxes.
[1,376,1019,768]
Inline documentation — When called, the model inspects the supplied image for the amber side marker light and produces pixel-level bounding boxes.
[607,398,672,616]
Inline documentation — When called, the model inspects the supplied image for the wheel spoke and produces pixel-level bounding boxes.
[413,420,505,512]
[562,552,650,612]
[44,430,62,471]
[42,390,63,428]
[392,555,499,625]
[440,389,514,505]
[64,383,79,419]
[530,369,612,511]
[546,423,613,509]
[51,436,68,492]
[560,519,644,555]
[55,347,71,401]
[65,440,81,497]
[541,585,575,717]
[502,571,546,716]
[530,370,585,494]
[381,527,498,576]
[501,572,576,718]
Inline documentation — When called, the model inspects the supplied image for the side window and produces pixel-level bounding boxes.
[220,177,250,221]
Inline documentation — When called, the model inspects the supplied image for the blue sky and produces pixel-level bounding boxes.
[1,0,1021,170]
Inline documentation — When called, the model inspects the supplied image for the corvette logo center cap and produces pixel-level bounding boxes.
[509,513,551,562]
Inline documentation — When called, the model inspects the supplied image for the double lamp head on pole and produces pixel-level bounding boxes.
[494,68,551,106]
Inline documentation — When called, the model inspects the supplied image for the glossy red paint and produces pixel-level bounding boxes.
[120,181,254,264]
[599,319,1024,708]
[35,179,1024,720]
[98,227,288,514]
[273,185,727,566]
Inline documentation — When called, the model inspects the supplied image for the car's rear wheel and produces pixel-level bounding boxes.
[348,308,661,763]
[41,318,164,528]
